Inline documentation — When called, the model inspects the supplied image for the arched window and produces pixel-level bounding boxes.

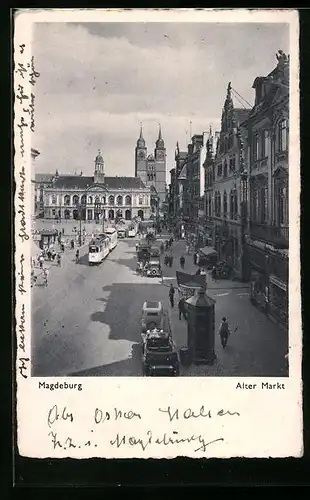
[108,195,115,206]
[139,196,143,205]
[64,194,70,206]
[88,196,93,204]
[52,194,57,205]
[102,196,106,204]
[116,195,123,206]
[125,195,132,205]
[81,194,87,206]
[95,195,100,205]
[73,195,79,206]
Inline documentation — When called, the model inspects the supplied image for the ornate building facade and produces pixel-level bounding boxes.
[212,82,250,279]
[246,50,289,327]
[43,150,151,221]
[135,124,167,209]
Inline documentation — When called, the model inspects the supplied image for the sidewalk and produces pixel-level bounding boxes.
[32,238,91,286]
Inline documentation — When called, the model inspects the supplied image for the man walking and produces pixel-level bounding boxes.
[218,317,231,348]
[169,283,175,308]
[180,255,185,269]
[178,296,187,320]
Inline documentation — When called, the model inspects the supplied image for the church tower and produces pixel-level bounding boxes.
[154,124,166,206]
[94,149,105,184]
[135,124,147,185]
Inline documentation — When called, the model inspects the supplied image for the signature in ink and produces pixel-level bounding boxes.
[18,253,26,295]
[29,56,40,86]
[18,303,26,352]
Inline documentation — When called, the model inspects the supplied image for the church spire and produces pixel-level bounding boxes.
[224,81,233,110]
[155,123,165,149]
[158,123,162,141]
[137,123,146,148]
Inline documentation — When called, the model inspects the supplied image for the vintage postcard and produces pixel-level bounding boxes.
[14,8,302,459]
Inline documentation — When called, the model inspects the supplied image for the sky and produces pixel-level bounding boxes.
[32,21,289,180]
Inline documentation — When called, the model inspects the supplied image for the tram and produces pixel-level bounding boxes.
[88,236,110,265]
[104,227,118,251]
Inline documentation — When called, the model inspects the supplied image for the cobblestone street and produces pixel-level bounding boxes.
[31,235,288,377]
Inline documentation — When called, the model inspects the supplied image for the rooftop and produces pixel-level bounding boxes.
[51,175,147,190]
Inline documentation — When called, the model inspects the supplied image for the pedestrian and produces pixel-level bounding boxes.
[169,283,175,308]
[178,296,187,320]
[211,266,217,280]
[62,228,64,234]
[47,249,52,261]
[169,254,173,267]
[71,239,74,250]
[193,252,197,265]
[61,243,65,253]
[75,249,79,263]
[160,242,164,254]
[43,267,49,287]
[185,244,189,255]
[57,253,61,267]
[195,267,201,275]
[180,255,185,269]
[165,240,169,251]
[164,254,169,266]
[218,317,231,348]
[39,254,44,269]
[196,252,200,266]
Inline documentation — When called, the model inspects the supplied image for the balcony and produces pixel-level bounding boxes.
[249,223,288,249]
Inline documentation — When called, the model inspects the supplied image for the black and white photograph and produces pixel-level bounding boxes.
[14,9,302,461]
[28,19,292,378]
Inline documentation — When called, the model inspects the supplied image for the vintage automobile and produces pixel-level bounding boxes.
[141,301,164,332]
[117,229,126,238]
[141,328,179,377]
[145,259,162,278]
[150,246,160,258]
[198,246,218,269]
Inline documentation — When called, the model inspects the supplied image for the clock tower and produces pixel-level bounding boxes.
[135,123,147,185]
[154,124,166,206]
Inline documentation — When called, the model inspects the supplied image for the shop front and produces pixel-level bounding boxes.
[248,244,268,312]
[248,242,288,327]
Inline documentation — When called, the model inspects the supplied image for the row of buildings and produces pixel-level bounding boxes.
[167,50,290,328]
[31,126,168,224]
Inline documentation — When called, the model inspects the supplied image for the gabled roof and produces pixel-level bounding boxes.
[178,164,187,180]
[51,175,146,190]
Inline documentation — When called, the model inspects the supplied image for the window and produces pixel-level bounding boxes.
[217,163,222,177]
[223,161,228,178]
[81,195,87,206]
[52,209,56,216]
[116,195,123,206]
[230,189,238,219]
[125,195,132,205]
[275,177,288,225]
[73,195,79,206]
[229,156,236,172]
[261,130,268,158]
[108,195,115,205]
[223,191,227,217]
[215,192,221,217]
[260,187,267,223]
[95,195,100,204]
[52,194,57,205]
[278,119,288,152]
[228,133,233,150]
[253,133,259,160]
[64,194,70,206]
[88,196,93,204]
[139,196,143,205]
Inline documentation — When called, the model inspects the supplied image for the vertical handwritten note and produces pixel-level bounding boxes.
[15,37,40,381]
